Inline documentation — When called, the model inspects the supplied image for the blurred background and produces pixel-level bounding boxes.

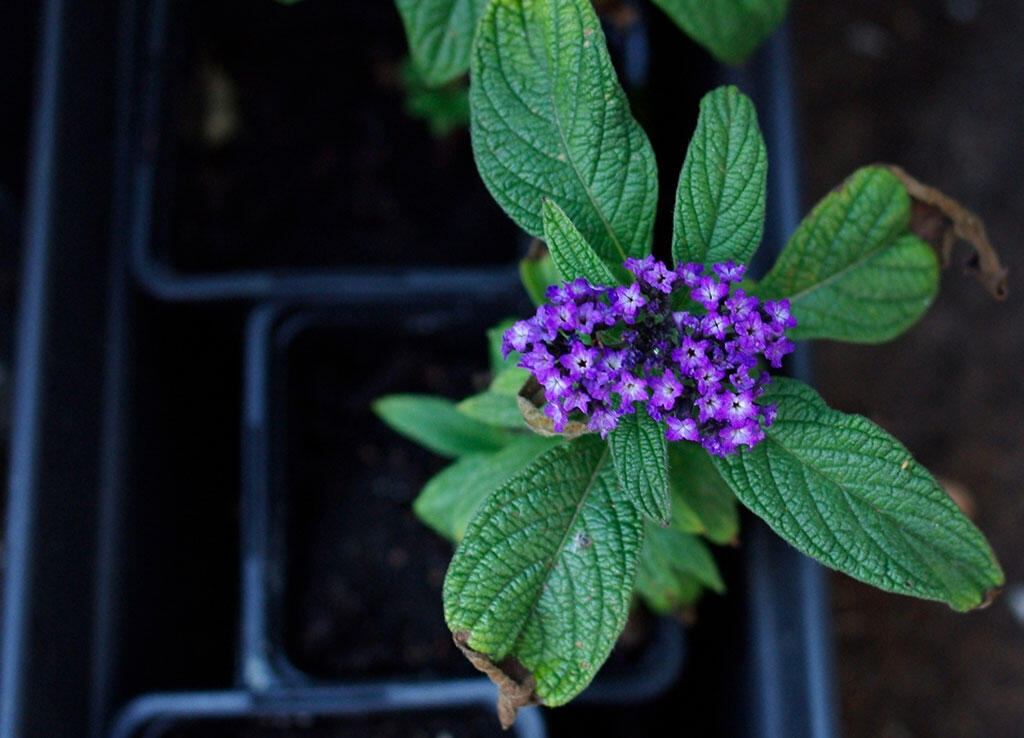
[0,0,1020,736]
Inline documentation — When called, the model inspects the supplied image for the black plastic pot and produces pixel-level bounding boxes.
[126,0,523,302]
[237,303,687,703]
[0,0,837,735]
[108,687,545,738]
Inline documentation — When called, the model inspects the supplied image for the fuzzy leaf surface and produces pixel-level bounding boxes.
[714,378,1004,611]
[457,367,532,429]
[637,523,724,614]
[609,411,670,522]
[444,436,643,704]
[373,394,511,457]
[672,86,767,269]
[471,0,658,263]
[757,166,939,342]
[395,0,488,85]
[415,435,560,541]
[650,0,788,65]
[668,441,739,545]
[542,199,618,285]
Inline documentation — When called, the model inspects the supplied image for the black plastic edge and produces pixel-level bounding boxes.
[124,0,523,304]
[107,685,546,738]
[720,23,839,738]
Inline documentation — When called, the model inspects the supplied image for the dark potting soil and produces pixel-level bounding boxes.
[793,1,1024,735]
[158,0,518,273]
[281,321,492,681]
[152,709,506,738]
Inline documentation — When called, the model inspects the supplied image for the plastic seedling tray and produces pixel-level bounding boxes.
[107,686,545,738]
[239,303,686,705]
[123,0,524,301]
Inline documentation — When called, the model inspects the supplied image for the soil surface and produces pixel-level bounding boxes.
[162,0,518,272]
[792,1,1024,735]
[282,321,490,681]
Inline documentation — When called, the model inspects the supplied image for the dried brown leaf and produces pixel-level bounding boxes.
[517,376,592,439]
[882,164,1008,299]
[453,631,540,728]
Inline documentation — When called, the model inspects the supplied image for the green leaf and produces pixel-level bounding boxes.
[757,166,940,343]
[487,318,519,373]
[415,435,560,541]
[650,0,788,65]
[457,390,525,429]
[471,0,658,264]
[542,199,619,285]
[444,436,644,705]
[668,441,739,545]
[395,0,488,86]
[609,412,670,522]
[638,522,725,613]
[672,86,768,269]
[373,394,512,457]
[714,378,1004,611]
[519,247,563,306]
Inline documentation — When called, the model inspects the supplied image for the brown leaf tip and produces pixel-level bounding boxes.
[451,631,540,728]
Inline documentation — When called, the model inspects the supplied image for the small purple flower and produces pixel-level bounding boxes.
[677,262,704,287]
[545,402,569,433]
[644,260,677,293]
[566,278,597,300]
[541,370,571,399]
[665,416,700,442]
[722,390,756,426]
[701,311,731,341]
[695,392,724,424]
[648,370,683,411]
[692,276,729,309]
[764,336,795,368]
[724,289,757,320]
[560,340,598,379]
[672,335,709,374]
[588,407,619,439]
[614,371,649,407]
[503,319,540,357]
[553,301,578,331]
[694,362,724,396]
[613,283,646,323]
[562,389,590,414]
[764,299,797,329]
[624,256,657,279]
[713,261,746,283]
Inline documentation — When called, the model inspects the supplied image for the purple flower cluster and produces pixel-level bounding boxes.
[502,256,796,456]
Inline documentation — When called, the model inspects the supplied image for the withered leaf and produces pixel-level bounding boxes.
[883,164,1008,299]
[517,376,592,438]
[453,631,540,728]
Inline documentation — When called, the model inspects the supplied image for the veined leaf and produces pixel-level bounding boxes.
[650,0,788,66]
[520,246,562,306]
[542,199,619,285]
[637,522,725,615]
[471,0,658,263]
[609,411,670,522]
[457,367,529,430]
[757,166,940,343]
[444,436,644,705]
[415,435,560,541]
[672,86,767,269]
[456,390,525,429]
[714,378,1004,611]
[395,0,488,86]
[373,394,511,457]
[668,441,739,545]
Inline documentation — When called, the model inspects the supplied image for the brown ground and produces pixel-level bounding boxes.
[792,1,1024,736]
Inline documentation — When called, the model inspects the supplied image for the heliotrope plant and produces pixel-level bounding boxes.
[376,0,1005,726]
[395,0,788,124]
